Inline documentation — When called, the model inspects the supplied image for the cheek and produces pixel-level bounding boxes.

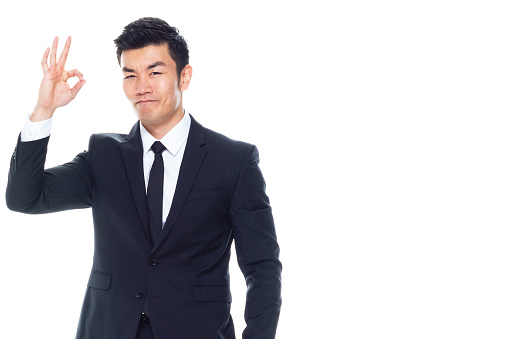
[123,82,135,100]
[159,80,179,103]
[170,83,181,108]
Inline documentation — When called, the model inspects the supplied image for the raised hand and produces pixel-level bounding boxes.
[32,36,86,122]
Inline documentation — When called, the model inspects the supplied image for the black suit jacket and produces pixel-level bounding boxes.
[6,115,282,339]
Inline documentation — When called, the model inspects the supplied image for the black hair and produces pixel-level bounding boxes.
[114,17,189,79]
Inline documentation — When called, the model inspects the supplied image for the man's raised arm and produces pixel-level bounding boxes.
[6,37,91,214]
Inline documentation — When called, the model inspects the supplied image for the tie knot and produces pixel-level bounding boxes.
[151,141,166,154]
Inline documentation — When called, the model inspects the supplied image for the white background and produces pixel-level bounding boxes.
[0,1,508,338]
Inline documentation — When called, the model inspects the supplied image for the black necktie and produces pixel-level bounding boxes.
[147,141,166,246]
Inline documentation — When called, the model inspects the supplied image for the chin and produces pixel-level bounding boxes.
[138,113,166,125]
[136,110,157,120]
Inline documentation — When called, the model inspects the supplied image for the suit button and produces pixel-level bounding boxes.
[135,291,143,299]
[148,258,156,266]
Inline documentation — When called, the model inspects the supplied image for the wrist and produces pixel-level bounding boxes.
[31,105,55,122]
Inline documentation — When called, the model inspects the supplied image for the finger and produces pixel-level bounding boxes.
[65,69,84,81]
[57,36,71,68]
[70,79,86,99]
[49,36,58,68]
[41,47,50,73]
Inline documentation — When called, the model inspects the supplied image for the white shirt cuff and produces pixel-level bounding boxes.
[20,114,52,142]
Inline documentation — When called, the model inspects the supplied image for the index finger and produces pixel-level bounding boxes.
[57,36,72,68]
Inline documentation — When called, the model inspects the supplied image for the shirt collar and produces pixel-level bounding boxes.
[139,112,191,157]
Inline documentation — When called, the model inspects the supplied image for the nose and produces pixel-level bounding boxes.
[136,76,152,95]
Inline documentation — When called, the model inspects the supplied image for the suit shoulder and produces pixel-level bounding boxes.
[85,133,129,156]
[203,127,253,155]
[89,133,127,147]
[91,132,128,144]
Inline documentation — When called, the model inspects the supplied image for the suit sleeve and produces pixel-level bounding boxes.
[230,144,282,339]
[6,134,94,214]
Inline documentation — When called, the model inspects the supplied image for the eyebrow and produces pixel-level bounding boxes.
[122,61,166,73]
[148,61,166,69]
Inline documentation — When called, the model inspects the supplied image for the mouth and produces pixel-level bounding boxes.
[136,100,157,105]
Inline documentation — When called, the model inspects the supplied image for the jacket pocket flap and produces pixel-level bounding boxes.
[192,286,232,303]
[87,271,112,290]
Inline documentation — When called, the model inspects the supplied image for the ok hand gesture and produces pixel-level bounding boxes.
[33,36,86,121]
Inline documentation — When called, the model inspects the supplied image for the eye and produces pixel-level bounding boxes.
[150,72,161,75]
[124,75,135,80]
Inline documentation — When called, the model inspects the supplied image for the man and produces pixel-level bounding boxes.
[6,17,281,339]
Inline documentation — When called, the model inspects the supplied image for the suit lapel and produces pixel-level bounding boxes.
[120,122,153,247]
[154,115,207,249]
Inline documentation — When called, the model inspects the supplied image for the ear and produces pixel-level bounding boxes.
[179,65,193,91]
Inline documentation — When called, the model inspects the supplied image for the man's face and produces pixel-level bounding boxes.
[121,44,187,130]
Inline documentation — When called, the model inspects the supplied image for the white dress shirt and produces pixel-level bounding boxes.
[139,113,190,227]
[20,112,191,229]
